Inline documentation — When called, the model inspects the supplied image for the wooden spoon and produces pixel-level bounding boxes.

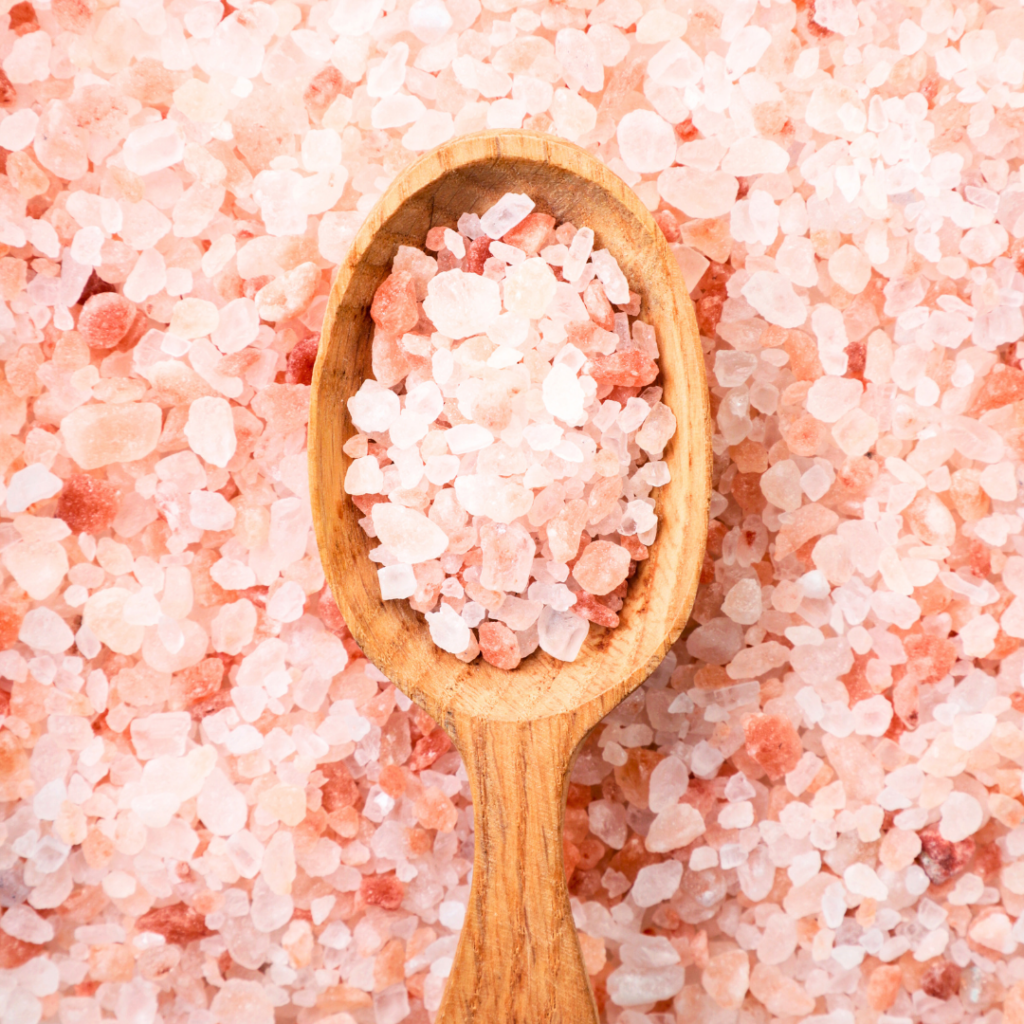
[310,129,710,1024]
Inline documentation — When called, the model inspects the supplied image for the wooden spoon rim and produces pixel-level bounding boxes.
[310,129,711,729]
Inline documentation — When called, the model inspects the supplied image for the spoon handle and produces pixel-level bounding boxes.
[437,715,599,1024]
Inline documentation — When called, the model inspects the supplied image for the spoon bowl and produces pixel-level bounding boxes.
[310,129,710,1024]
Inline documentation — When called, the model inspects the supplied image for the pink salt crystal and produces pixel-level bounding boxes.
[423,269,501,338]
[77,292,135,349]
[583,278,615,330]
[372,504,449,564]
[480,522,535,593]
[905,490,957,547]
[587,475,623,524]
[572,540,631,596]
[571,591,619,629]
[478,621,521,670]
[425,225,448,251]
[371,271,420,336]
[392,245,438,299]
[702,950,750,1009]
[371,330,413,388]
[492,595,543,631]
[61,401,162,469]
[546,498,589,563]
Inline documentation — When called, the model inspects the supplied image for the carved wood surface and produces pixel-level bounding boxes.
[310,130,711,1024]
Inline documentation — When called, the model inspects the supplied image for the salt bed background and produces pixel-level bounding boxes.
[5,0,1024,1023]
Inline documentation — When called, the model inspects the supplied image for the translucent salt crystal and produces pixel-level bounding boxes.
[806,376,863,423]
[616,110,676,174]
[635,403,675,454]
[372,504,449,563]
[562,227,594,283]
[122,120,185,176]
[939,792,982,843]
[443,228,465,259]
[19,607,74,653]
[185,396,237,468]
[537,606,589,661]
[426,602,472,654]
[722,578,762,625]
[590,249,630,305]
[1,905,53,944]
[503,257,557,319]
[423,269,501,338]
[480,193,535,239]
[632,860,683,907]
[344,456,384,496]
[457,212,484,239]
[480,522,535,593]
[5,463,62,514]
[446,424,494,453]
[617,397,651,433]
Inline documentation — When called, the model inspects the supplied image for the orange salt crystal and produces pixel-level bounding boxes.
[408,727,452,771]
[743,714,802,780]
[784,330,824,381]
[586,474,623,524]
[478,620,521,670]
[903,634,956,685]
[866,964,902,1010]
[589,350,659,387]
[77,292,136,349]
[583,278,615,329]
[969,363,1024,414]
[949,468,989,521]
[501,211,555,256]
[572,540,631,596]
[168,657,224,709]
[618,533,648,561]
[415,787,458,831]
[378,764,407,797]
[370,271,419,336]
[782,413,826,456]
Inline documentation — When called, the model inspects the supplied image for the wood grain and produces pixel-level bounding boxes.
[309,130,711,1024]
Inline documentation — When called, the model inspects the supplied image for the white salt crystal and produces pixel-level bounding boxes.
[537,606,589,661]
[480,193,535,239]
[426,602,472,654]
[423,269,501,338]
[123,120,185,177]
[348,379,401,433]
[632,860,683,907]
[345,455,385,495]
[617,110,676,174]
[5,463,62,514]
[378,563,417,600]
[189,491,237,531]
[185,396,237,468]
[590,250,629,305]
[1,905,54,944]
[372,504,449,563]
[445,424,494,453]
[844,863,888,900]
[543,362,585,424]
[742,271,806,328]
[939,792,983,843]
[562,227,594,283]
[443,228,465,258]
[504,257,557,319]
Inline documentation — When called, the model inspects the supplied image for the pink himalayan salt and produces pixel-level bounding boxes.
[371,269,419,336]
[61,402,162,470]
[478,620,521,670]
[77,291,136,349]
[572,541,631,596]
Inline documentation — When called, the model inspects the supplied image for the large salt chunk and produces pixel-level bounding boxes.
[658,167,738,219]
[345,456,384,495]
[632,860,683,907]
[348,379,401,433]
[372,504,449,563]
[6,463,62,513]
[185,396,237,468]
[454,474,533,523]
[123,120,185,177]
[743,272,806,328]
[480,522,535,593]
[503,257,557,319]
[423,269,501,339]
[426,602,471,654]
[445,424,494,454]
[806,376,863,423]
[543,362,585,424]
[480,193,535,239]
[538,606,589,661]
[62,402,162,469]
